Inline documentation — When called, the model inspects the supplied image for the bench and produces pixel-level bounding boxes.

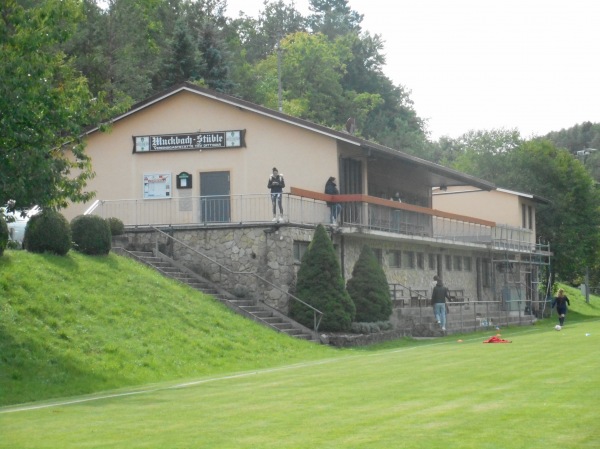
[448,289,466,302]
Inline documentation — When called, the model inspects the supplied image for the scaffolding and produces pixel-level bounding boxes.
[490,238,551,318]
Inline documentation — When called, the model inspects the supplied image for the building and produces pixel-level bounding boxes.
[433,186,551,314]
[66,83,551,332]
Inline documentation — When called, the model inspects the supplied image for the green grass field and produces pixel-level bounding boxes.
[1,251,599,448]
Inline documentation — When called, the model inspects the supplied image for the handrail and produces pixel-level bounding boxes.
[149,226,324,333]
[83,199,101,215]
[290,187,497,227]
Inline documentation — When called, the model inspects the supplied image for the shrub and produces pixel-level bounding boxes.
[346,245,393,322]
[24,210,71,256]
[350,321,393,334]
[71,215,112,255]
[105,217,125,236]
[290,224,355,332]
[0,216,8,256]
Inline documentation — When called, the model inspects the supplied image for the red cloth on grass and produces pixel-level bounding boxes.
[483,336,512,343]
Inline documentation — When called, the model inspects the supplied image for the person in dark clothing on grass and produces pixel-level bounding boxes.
[431,278,451,331]
[552,288,571,327]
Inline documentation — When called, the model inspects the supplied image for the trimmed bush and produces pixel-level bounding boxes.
[0,216,8,256]
[71,215,112,255]
[290,224,355,332]
[346,245,392,322]
[350,321,393,334]
[105,217,125,236]
[24,210,71,256]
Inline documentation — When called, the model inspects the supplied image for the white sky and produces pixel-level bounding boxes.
[225,0,600,140]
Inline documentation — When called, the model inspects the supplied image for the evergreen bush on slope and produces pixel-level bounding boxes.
[291,224,355,332]
[346,245,392,322]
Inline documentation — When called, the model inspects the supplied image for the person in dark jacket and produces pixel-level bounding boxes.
[431,279,451,331]
[552,288,571,327]
[267,167,285,222]
[324,176,342,225]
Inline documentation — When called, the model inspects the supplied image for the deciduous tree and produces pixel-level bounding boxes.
[0,0,111,210]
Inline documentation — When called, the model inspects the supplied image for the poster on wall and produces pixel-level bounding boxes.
[143,173,171,199]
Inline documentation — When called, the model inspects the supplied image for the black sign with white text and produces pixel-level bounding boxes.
[133,130,244,153]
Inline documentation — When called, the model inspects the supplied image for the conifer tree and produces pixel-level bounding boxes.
[346,245,392,322]
[290,224,355,332]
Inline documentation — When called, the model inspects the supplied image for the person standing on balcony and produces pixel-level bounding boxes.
[325,176,342,225]
[431,278,451,331]
[552,288,570,327]
[268,167,285,222]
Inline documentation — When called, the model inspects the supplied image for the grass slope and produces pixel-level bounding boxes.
[0,250,336,406]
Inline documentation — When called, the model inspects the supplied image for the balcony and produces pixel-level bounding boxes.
[86,188,539,253]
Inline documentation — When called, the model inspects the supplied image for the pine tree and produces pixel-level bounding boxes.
[290,224,355,332]
[346,245,392,322]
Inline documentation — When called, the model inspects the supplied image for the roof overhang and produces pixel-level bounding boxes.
[86,82,496,191]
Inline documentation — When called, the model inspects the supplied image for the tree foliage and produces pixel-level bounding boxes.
[290,224,355,332]
[0,216,8,256]
[0,0,112,211]
[61,0,427,148]
[71,214,112,255]
[24,210,72,256]
[544,121,600,155]
[346,245,392,322]
[449,131,600,284]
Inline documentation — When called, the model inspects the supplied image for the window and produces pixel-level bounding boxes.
[417,252,425,270]
[482,258,491,288]
[293,241,310,263]
[522,204,527,228]
[445,254,452,271]
[454,255,462,271]
[404,251,415,269]
[388,250,401,268]
[464,256,472,272]
[428,253,436,270]
[528,206,533,230]
[372,248,383,265]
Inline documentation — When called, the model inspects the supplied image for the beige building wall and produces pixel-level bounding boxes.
[65,90,341,220]
[433,187,536,229]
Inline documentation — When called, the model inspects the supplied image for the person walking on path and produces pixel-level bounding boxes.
[431,278,451,331]
[267,167,285,222]
[324,176,342,225]
[552,288,571,327]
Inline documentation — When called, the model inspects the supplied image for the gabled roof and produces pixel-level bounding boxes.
[88,82,496,191]
[496,188,551,205]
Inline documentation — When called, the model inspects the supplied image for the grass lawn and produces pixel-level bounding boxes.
[2,250,600,448]
[2,320,599,449]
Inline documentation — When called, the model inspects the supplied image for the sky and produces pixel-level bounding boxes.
[224,0,600,140]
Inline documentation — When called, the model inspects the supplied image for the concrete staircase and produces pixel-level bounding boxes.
[119,249,321,343]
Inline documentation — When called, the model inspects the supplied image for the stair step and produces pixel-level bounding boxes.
[123,249,318,344]
[228,299,256,307]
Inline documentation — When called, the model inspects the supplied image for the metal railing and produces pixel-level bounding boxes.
[395,297,540,332]
[88,193,538,250]
[148,226,323,334]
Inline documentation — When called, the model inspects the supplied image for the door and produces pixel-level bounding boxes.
[200,171,230,223]
[340,157,363,224]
